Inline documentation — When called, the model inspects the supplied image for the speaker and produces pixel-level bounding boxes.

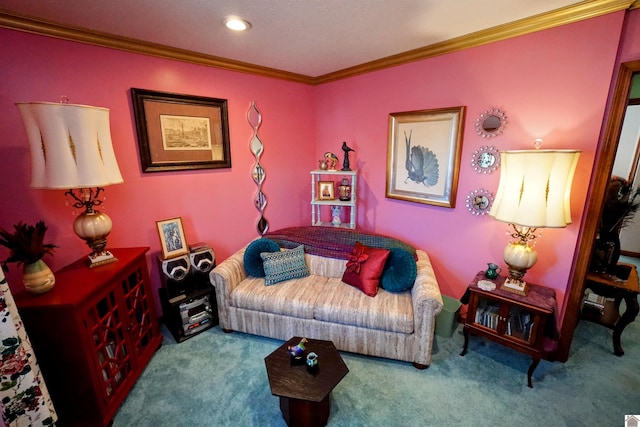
[161,254,190,281]
[190,245,216,273]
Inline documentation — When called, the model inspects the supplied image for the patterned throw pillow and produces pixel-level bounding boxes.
[342,242,390,297]
[260,245,310,285]
[243,238,281,277]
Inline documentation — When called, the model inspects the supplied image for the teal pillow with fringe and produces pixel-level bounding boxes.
[243,238,280,277]
[260,245,309,285]
[380,247,417,292]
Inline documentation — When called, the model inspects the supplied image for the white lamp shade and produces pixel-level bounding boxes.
[489,149,580,228]
[16,102,123,189]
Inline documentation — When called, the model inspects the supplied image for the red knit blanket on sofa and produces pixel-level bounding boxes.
[265,226,417,260]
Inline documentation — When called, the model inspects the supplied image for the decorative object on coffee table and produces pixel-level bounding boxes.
[265,337,348,427]
[287,337,308,359]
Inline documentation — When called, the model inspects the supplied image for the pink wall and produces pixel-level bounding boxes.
[618,8,640,62]
[315,12,626,310]
[0,29,316,307]
[0,10,636,323]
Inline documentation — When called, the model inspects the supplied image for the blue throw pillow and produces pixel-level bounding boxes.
[244,238,280,277]
[260,245,309,285]
[380,247,417,293]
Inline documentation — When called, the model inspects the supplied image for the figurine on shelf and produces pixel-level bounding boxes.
[324,152,339,170]
[331,206,342,226]
[341,141,354,171]
[287,338,308,358]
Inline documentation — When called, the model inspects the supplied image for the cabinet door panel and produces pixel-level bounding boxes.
[84,288,132,402]
[119,262,160,358]
[472,296,501,331]
[504,306,536,343]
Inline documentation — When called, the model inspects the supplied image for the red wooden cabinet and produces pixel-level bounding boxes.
[13,247,163,426]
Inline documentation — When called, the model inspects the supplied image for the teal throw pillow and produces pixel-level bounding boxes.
[244,238,280,277]
[380,247,417,293]
[260,245,309,286]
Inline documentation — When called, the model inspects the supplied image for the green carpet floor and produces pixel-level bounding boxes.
[113,316,640,426]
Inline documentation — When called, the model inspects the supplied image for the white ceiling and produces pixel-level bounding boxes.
[0,0,617,78]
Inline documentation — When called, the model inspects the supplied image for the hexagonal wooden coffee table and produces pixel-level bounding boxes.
[265,337,349,427]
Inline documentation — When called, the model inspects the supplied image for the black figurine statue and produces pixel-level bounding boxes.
[341,141,355,171]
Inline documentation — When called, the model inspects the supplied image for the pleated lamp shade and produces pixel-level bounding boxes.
[16,102,123,189]
[489,149,581,228]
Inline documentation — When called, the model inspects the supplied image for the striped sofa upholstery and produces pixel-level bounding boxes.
[210,236,443,368]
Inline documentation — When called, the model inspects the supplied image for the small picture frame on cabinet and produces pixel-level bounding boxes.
[318,181,335,200]
[156,217,189,259]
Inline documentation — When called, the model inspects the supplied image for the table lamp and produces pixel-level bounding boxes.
[489,146,580,295]
[16,101,124,267]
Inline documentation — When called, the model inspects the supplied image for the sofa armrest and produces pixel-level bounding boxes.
[209,247,247,328]
[411,249,444,334]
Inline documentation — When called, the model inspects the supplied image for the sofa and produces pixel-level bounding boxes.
[209,226,444,368]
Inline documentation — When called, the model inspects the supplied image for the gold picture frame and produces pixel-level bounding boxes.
[318,181,335,200]
[156,217,188,259]
[386,106,465,207]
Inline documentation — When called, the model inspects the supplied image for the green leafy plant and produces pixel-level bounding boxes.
[0,221,57,267]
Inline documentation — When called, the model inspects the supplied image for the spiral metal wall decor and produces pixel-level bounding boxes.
[248,102,269,235]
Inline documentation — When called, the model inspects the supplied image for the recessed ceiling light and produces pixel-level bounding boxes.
[223,16,252,31]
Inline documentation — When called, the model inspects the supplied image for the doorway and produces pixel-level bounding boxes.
[558,60,640,361]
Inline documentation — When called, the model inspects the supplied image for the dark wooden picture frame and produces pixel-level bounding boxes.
[131,88,231,172]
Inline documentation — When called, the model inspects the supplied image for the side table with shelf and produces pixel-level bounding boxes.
[310,169,357,229]
[460,272,557,387]
[581,263,639,356]
[12,247,163,426]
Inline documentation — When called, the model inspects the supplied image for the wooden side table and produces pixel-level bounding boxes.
[265,337,349,427]
[582,263,639,356]
[460,272,557,387]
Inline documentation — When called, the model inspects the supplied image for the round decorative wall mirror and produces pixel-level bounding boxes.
[475,108,507,138]
[471,145,500,174]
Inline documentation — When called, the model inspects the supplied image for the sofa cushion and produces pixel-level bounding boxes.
[230,275,328,319]
[243,238,280,277]
[380,248,417,293]
[261,245,310,285]
[342,242,390,297]
[314,278,414,334]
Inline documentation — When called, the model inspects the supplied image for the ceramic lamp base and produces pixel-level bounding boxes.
[500,277,528,296]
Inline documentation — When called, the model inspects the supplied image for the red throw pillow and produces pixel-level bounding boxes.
[342,242,391,297]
